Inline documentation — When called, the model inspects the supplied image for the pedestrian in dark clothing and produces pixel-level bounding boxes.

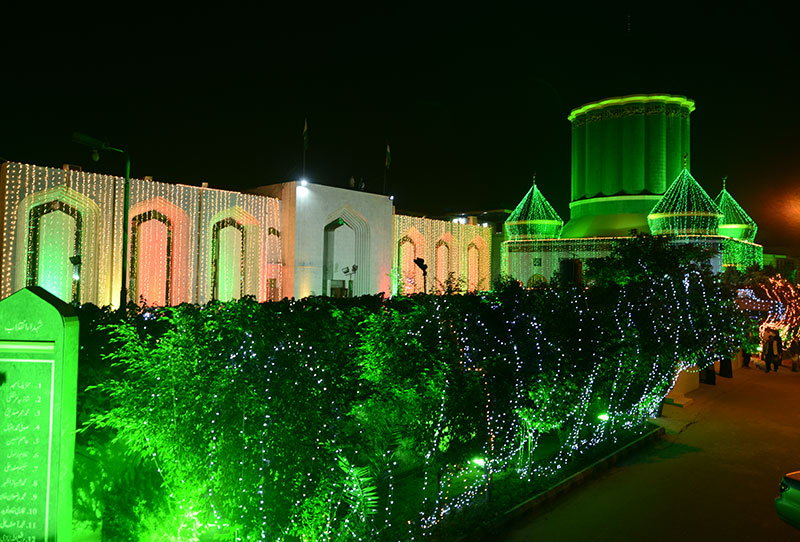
[765,330,783,373]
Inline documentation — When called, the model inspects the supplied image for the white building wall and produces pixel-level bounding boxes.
[254,182,393,299]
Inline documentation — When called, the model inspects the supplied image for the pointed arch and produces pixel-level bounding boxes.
[324,205,370,296]
[209,206,260,301]
[18,185,101,303]
[397,226,426,294]
[434,231,458,294]
[129,196,190,306]
[467,234,488,292]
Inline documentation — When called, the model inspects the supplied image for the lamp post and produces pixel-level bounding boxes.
[413,257,428,294]
[72,132,131,310]
[343,264,358,297]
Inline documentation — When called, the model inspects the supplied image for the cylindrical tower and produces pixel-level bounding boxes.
[563,94,695,238]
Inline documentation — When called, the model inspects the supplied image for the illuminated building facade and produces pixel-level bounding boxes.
[0,161,492,306]
[503,94,763,283]
[0,94,764,305]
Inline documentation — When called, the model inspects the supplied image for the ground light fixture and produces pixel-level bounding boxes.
[597,413,610,421]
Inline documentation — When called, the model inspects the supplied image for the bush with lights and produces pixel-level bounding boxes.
[74,236,746,540]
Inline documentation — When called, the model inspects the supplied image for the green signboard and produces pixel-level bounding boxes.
[0,287,78,542]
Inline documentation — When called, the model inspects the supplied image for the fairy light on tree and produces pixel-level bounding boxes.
[79,234,745,540]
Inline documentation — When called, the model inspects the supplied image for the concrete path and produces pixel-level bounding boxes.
[500,363,800,541]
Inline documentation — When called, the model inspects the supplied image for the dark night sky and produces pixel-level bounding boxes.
[2,4,798,253]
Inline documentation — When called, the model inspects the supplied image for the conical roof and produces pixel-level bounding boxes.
[648,168,722,235]
[504,177,563,239]
[713,178,757,242]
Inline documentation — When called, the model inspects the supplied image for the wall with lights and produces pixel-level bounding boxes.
[393,215,493,294]
[0,162,283,307]
[2,162,123,305]
[504,235,763,287]
[249,181,394,299]
[0,162,491,305]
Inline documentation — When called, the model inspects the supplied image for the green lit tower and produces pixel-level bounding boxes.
[714,177,758,242]
[504,175,563,240]
[563,94,695,238]
[648,168,722,235]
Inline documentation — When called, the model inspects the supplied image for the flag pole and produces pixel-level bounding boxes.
[303,118,308,179]
[383,142,390,195]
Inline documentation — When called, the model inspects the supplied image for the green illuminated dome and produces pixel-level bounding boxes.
[713,180,757,242]
[562,94,695,238]
[504,177,563,239]
[648,168,722,235]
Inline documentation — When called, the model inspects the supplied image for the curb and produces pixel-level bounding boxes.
[455,423,666,541]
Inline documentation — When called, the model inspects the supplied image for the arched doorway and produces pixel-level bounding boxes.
[323,217,356,297]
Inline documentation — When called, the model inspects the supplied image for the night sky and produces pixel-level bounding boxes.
[2,5,798,253]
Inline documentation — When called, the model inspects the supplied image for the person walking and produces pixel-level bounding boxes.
[765,330,783,373]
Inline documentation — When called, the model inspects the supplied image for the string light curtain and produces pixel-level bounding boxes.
[2,162,118,305]
[503,237,616,285]
[197,188,281,304]
[713,182,758,242]
[1,162,282,307]
[648,168,722,235]
[503,178,563,241]
[392,215,492,294]
[127,180,196,306]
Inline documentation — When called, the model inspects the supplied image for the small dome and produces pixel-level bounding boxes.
[648,168,722,235]
[504,177,563,239]
[714,180,757,242]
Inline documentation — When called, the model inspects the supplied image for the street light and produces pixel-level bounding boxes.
[413,257,428,293]
[72,132,131,310]
[343,264,358,297]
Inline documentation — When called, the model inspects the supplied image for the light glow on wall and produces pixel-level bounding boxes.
[1,163,282,307]
[393,215,492,295]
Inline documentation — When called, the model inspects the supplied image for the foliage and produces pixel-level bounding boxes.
[74,239,744,540]
[585,232,714,287]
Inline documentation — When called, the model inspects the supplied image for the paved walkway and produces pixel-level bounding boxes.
[500,363,800,541]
